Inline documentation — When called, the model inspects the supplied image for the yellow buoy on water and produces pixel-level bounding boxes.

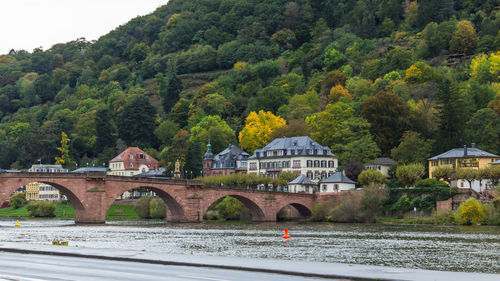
[15,220,19,227]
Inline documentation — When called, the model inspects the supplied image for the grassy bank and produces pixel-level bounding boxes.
[0,203,139,220]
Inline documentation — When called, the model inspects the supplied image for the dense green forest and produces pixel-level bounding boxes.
[0,0,499,176]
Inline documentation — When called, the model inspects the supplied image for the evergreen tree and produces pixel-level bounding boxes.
[117,95,158,148]
[184,141,202,178]
[94,108,115,153]
[436,76,465,152]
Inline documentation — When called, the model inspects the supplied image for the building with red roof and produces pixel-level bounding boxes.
[108,147,159,177]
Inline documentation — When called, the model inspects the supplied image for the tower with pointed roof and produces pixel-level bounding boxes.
[203,140,214,176]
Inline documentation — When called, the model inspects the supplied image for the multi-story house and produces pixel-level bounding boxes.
[108,147,159,177]
[428,144,500,192]
[26,182,61,202]
[203,143,249,176]
[247,136,338,182]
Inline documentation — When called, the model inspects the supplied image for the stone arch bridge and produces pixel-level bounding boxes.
[0,172,318,224]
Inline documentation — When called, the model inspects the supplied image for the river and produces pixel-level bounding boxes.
[0,219,498,274]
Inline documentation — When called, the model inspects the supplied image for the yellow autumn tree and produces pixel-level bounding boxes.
[55,132,73,168]
[449,20,477,55]
[233,61,248,73]
[328,85,352,103]
[238,110,286,153]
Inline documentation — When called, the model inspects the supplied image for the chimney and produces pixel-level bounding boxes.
[472,143,476,148]
[464,145,467,157]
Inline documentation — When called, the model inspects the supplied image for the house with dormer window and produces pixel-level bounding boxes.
[247,136,338,182]
[108,147,159,177]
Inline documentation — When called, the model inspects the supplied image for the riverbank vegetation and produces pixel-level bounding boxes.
[312,185,500,225]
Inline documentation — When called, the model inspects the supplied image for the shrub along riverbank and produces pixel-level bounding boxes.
[0,203,139,220]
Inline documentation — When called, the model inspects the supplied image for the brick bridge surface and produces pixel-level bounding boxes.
[0,173,322,223]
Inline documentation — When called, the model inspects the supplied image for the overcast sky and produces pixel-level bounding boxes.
[0,0,168,55]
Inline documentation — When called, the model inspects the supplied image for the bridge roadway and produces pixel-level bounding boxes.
[0,172,319,224]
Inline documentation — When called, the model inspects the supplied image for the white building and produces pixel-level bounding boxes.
[365,157,396,178]
[247,136,338,182]
[288,174,316,194]
[28,164,68,173]
[26,182,61,202]
[320,172,356,192]
[108,147,159,177]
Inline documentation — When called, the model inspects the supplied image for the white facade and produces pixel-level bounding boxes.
[108,162,151,177]
[288,183,315,194]
[319,182,355,193]
[248,155,338,183]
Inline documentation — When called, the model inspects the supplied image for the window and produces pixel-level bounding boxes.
[314,160,319,167]
[322,185,327,191]
[307,160,312,167]
[305,186,310,193]
[328,161,334,168]
[129,154,133,159]
[321,161,326,167]
[307,171,313,179]
[249,163,257,170]
[129,163,133,169]
[334,184,338,190]
[140,153,144,159]
[314,171,320,179]
[293,160,301,168]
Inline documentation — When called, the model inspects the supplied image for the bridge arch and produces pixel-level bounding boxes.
[276,201,312,219]
[203,194,266,221]
[103,185,184,222]
[0,179,86,221]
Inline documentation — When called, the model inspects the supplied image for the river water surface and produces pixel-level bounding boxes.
[0,219,498,274]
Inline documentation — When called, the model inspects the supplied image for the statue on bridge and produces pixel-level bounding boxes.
[174,159,181,179]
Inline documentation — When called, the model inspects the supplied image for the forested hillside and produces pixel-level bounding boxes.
[0,0,499,175]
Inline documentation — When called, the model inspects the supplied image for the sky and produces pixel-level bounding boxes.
[0,0,168,55]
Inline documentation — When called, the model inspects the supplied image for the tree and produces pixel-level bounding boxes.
[277,171,301,187]
[391,131,432,165]
[239,111,286,154]
[155,120,179,146]
[344,161,365,182]
[456,168,477,189]
[190,115,235,154]
[449,20,477,55]
[323,43,346,71]
[307,102,380,164]
[55,132,74,168]
[358,170,386,186]
[432,166,454,183]
[464,108,500,155]
[254,86,289,113]
[396,163,425,188]
[271,119,311,139]
[361,92,413,155]
[184,141,202,178]
[477,166,500,188]
[9,192,25,209]
[94,108,115,154]
[456,198,486,225]
[117,95,157,148]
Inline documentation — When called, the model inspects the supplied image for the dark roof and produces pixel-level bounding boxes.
[210,144,249,169]
[368,157,396,166]
[71,167,108,173]
[428,146,499,160]
[249,136,334,159]
[134,168,167,178]
[490,160,500,165]
[288,174,316,185]
[321,172,356,184]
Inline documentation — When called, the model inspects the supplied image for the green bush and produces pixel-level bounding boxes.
[416,178,437,187]
[134,196,152,219]
[9,192,26,209]
[216,196,251,220]
[391,194,412,212]
[26,201,56,217]
[149,198,166,219]
[204,210,219,220]
[456,198,486,225]
[434,211,456,224]
[311,203,328,221]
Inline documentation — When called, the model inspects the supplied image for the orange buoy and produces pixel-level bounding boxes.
[282,228,291,239]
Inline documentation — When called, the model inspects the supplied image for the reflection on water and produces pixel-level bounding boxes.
[0,219,498,273]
